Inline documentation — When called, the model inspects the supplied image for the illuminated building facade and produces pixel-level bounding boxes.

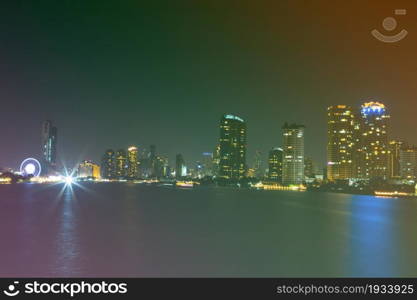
[175,154,186,179]
[195,161,203,179]
[282,123,305,185]
[304,157,315,178]
[268,147,283,182]
[326,105,356,180]
[359,102,390,179]
[101,149,116,179]
[41,120,58,173]
[218,114,246,180]
[253,150,263,178]
[154,156,168,178]
[201,152,214,177]
[212,145,220,176]
[115,149,127,178]
[78,160,101,179]
[127,146,139,179]
[388,140,404,178]
[400,146,417,180]
[149,145,157,177]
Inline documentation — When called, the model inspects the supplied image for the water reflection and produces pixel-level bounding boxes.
[52,184,82,276]
[1,184,417,277]
[347,195,398,276]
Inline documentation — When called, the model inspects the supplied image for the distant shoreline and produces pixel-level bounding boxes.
[2,180,417,200]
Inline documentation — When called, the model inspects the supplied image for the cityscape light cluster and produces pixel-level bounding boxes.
[2,101,417,194]
[327,101,415,183]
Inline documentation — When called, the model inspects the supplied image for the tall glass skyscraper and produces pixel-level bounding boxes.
[149,144,157,177]
[326,105,356,181]
[304,157,315,178]
[154,156,168,178]
[218,114,246,180]
[268,147,283,182]
[127,146,138,179]
[115,149,127,178]
[201,152,214,177]
[41,120,57,173]
[399,146,417,180]
[101,149,116,179]
[212,144,220,177]
[282,123,305,185]
[388,140,404,178]
[359,102,390,179]
[253,150,263,178]
[175,154,186,179]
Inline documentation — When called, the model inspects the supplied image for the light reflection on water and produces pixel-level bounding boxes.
[52,186,82,276]
[0,183,417,277]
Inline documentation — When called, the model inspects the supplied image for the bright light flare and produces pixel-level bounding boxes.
[64,176,74,185]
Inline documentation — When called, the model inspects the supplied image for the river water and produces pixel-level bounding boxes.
[1,182,416,277]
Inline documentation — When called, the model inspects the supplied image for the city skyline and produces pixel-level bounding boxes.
[0,100,415,176]
[52,101,417,182]
[5,99,417,188]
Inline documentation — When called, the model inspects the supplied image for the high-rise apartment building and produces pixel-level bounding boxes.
[400,146,417,180]
[282,123,305,185]
[358,102,390,179]
[115,149,127,178]
[201,152,214,177]
[218,114,246,180]
[212,145,220,177]
[268,147,283,182]
[175,154,186,179]
[388,140,404,179]
[41,120,58,173]
[127,146,139,179]
[253,150,263,178]
[78,160,101,179]
[304,157,315,178]
[101,149,116,179]
[326,105,356,180]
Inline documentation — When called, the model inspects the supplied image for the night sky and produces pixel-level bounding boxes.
[1,0,417,171]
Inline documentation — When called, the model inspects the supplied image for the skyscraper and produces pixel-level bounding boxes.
[268,147,283,182]
[253,150,263,178]
[78,160,101,179]
[127,146,139,179]
[149,145,157,177]
[218,114,246,180]
[304,157,315,178]
[175,154,186,179]
[115,149,127,178]
[388,140,404,178]
[400,146,417,180]
[201,152,214,177]
[282,123,305,185]
[154,156,168,178]
[326,105,356,181]
[195,161,203,179]
[101,149,115,179]
[212,145,220,177]
[41,120,57,173]
[359,102,390,179]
